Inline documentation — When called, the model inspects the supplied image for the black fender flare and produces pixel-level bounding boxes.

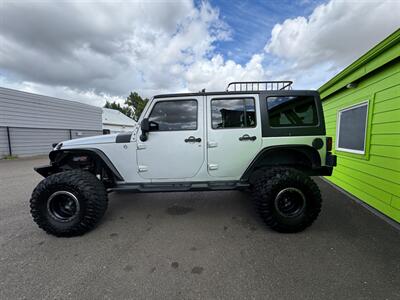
[42,148,124,181]
[241,145,322,182]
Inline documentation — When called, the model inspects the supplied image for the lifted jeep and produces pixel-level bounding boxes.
[30,81,336,237]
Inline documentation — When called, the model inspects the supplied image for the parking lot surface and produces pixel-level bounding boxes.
[0,156,399,299]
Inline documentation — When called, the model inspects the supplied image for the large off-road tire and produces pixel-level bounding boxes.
[252,167,321,233]
[30,170,108,237]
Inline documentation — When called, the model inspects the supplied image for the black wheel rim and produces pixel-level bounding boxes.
[47,191,80,222]
[274,187,306,218]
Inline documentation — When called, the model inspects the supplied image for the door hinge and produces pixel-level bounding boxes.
[137,143,146,150]
[138,165,148,172]
[207,141,218,148]
[208,164,218,170]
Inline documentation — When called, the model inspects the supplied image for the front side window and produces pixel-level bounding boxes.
[267,96,318,127]
[337,102,368,154]
[211,98,256,129]
[148,100,197,131]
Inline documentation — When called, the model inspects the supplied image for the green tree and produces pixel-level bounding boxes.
[103,91,148,121]
[125,92,148,121]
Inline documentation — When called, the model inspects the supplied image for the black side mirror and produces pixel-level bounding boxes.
[140,118,149,141]
[141,118,150,133]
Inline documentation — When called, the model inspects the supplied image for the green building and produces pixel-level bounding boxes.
[319,29,400,223]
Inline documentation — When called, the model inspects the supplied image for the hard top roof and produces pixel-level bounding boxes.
[153,80,317,99]
[153,89,318,99]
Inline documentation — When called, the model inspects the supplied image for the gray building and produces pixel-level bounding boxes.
[0,87,103,157]
[102,108,137,134]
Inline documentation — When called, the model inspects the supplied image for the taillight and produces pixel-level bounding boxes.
[326,137,333,152]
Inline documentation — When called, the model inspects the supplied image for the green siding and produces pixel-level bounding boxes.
[322,59,400,222]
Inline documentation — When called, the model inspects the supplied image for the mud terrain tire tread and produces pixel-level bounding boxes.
[252,167,321,233]
[30,170,108,237]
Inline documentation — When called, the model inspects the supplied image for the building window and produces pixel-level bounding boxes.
[336,101,368,154]
[148,99,197,131]
[266,96,318,127]
[211,98,256,129]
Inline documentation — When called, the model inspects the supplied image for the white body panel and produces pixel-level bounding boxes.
[58,93,328,184]
[206,94,262,179]
[61,133,118,146]
[136,96,205,180]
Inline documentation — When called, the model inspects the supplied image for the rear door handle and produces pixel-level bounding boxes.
[185,136,202,143]
[239,134,257,141]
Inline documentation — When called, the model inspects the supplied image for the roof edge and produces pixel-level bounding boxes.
[319,29,400,98]
[0,86,102,111]
[153,89,318,99]
[103,122,136,127]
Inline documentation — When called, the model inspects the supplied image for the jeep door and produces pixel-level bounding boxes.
[207,94,262,178]
[136,96,205,179]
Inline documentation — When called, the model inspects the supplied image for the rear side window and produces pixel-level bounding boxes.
[148,100,197,131]
[266,96,318,127]
[211,98,256,129]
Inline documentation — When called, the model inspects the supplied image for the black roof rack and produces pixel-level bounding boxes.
[226,81,293,92]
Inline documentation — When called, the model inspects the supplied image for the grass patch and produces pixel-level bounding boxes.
[2,155,18,160]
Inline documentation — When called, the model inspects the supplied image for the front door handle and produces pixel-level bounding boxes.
[185,136,202,143]
[239,134,257,141]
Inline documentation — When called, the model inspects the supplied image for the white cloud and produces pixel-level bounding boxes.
[185,53,268,92]
[0,76,124,107]
[1,0,399,105]
[0,0,232,101]
[265,0,400,88]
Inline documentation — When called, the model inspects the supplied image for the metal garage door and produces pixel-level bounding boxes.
[9,128,70,157]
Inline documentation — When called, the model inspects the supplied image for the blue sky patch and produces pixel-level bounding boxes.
[208,0,324,63]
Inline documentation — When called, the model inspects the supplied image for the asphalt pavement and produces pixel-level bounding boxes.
[0,156,399,299]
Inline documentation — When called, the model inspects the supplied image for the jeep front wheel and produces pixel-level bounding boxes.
[252,168,322,233]
[30,170,108,237]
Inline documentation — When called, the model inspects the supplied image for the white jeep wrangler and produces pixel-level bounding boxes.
[30,81,337,237]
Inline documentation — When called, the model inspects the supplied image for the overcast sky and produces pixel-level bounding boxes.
[0,0,399,107]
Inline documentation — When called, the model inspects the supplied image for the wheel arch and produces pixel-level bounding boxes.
[36,148,124,181]
[241,145,321,183]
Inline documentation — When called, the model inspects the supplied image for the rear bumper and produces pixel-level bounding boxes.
[326,152,337,167]
[313,152,337,176]
[309,166,333,176]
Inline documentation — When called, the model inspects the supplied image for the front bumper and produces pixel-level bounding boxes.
[34,165,59,178]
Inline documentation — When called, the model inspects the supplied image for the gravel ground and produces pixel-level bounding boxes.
[0,156,399,299]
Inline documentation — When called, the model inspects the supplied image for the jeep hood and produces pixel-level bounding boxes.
[59,133,120,148]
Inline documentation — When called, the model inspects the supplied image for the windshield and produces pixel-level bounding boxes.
[138,97,153,123]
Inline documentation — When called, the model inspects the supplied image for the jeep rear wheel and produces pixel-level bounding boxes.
[30,170,108,237]
[252,168,321,233]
